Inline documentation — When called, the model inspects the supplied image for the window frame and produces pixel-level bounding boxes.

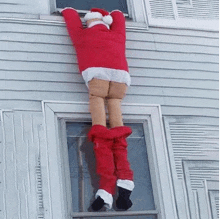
[41,101,177,219]
[42,0,149,31]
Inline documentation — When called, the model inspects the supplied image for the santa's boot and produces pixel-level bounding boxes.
[88,125,116,211]
[110,126,135,210]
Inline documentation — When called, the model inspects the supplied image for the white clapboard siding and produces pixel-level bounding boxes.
[0,21,219,117]
[164,116,219,219]
[164,117,219,179]
[0,56,218,72]
[0,76,218,93]
[1,32,219,55]
[0,0,48,18]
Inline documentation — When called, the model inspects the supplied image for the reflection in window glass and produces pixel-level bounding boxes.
[66,122,156,217]
[56,0,128,14]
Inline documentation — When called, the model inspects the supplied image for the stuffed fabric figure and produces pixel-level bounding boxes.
[61,7,135,211]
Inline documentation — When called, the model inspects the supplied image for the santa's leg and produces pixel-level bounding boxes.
[88,125,116,210]
[107,82,135,210]
[88,79,116,210]
[111,126,134,210]
[89,78,109,127]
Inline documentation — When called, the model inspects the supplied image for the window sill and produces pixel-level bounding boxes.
[0,14,148,31]
[39,14,149,31]
[71,210,159,218]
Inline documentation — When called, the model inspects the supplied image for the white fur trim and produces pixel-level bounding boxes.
[84,12,102,21]
[117,179,135,191]
[88,20,109,29]
[95,189,113,209]
[82,67,131,87]
[103,15,113,25]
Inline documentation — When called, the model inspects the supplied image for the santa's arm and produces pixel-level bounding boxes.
[110,10,126,37]
[61,8,83,41]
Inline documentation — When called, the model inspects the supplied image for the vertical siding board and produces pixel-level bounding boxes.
[0,115,4,219]
[28,113,44,218]
[13,113,29,219]
[2,111,43,219]
[21,113,37,218]
[3,112,20,219]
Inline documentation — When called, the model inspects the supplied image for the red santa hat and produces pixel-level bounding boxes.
[84,8,113,25]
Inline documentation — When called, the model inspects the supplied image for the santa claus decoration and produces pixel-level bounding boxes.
[61,7,134,211]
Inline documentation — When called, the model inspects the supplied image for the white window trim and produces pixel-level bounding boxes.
[145,0,219,31]
[41,100,177,219]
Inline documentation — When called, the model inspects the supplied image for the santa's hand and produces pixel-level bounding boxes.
[61,7,76,13]
[55,7,76,15]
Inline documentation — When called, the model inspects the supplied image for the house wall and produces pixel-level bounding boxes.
[0,1,219,219]
[0,20,218,117]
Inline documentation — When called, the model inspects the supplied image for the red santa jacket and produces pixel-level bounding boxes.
[62,8,129,73]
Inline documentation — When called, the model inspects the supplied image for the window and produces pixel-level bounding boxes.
[42,101,177,218]
[56,0,129,15]
[47,0,148,30]
[66,122,156,218]
[145,0,219,30]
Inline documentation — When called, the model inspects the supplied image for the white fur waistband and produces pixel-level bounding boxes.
[82,67,131,87]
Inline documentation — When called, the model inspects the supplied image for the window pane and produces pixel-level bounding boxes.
[66,122,156,213]
[56,0,128,14]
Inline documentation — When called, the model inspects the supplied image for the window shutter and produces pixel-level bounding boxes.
[177,0,219,20]
[149,0,175,19]
[145,0,219,30]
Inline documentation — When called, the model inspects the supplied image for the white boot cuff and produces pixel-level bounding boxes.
[117,179,135,191]
[95,189,113,209]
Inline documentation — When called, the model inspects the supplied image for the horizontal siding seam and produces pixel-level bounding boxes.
[0,57,218,67]
[0,67,218,74]
[0,86,219,91]
[1,47,218,59]
[1,34,218,48]
[149,31,219,40]
[1,90,219,99]
[2,29,219,42]
[0,68,219,74]
[0,99,218,109]
[0,55,219,65]
[127,57,219,64]
[0,18,219,35]
[129,66,219,73]
[147,26,219,36]
[0,3,21,5]
[1,75,219,83]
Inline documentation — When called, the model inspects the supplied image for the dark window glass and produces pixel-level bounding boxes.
[56,0,128,14]
[66,122,156,217]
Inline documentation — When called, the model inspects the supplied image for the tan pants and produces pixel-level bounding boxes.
[89,79,127,128]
